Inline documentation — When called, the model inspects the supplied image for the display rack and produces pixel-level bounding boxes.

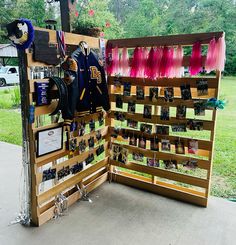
[18,28,110,226]
[107,32,222,207]
[18,28,223,226]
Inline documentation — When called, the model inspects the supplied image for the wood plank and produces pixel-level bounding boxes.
[112,143,210,170]
[110,94,213,109]
[110,111,214,131]
[113,173,207,207]
[107,31,224,48]
[111,160,208,188]
[38,157,109,205]
[108,76,218,89]
[34,27,101,48]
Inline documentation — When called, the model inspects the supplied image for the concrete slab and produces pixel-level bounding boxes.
[0,142,236,245]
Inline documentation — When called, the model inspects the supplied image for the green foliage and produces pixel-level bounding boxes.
[0,86,20,109]
[73,0,123,39]
[11,86,21,108]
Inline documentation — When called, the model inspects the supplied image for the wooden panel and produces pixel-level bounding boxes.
[38,157,109,205]
[111,160,208,188]
[113,173,207,207]
[107,31,224,48]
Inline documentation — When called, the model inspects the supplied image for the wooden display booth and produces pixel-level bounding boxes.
[18,27,223,226]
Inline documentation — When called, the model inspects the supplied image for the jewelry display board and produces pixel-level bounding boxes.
[19,27,110,226]
[107,32,222,207]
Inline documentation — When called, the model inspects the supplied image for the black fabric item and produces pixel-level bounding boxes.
[33,30,60,65]
[48,77,68,116]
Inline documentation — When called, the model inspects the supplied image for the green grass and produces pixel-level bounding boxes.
[0,86,21,109]
[0,77,235,198]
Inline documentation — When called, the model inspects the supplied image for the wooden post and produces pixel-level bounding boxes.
[60,0,71,32]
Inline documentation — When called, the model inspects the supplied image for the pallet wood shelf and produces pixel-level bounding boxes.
[19,28,221,226]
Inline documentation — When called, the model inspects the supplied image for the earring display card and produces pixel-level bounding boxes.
[187,119,203,130]
[161,139,170,152]
[196,80,208,96]
[149,87,159,102]
[116,95,123,108]
[127,119,138,129]
[129,135,137,146]
[114,111,126,121]
[132,152,144,162]
[111,144,128,164]
[164,87,174,102]
[150,137,159,151]
[163,160,178,169]
[140,123,152,134]
[138,136,146,149]
[180,84,192,100]
[188,140,198,154]
[128,101,136,114]
[160,106,170,120]
[136,86,145,100]
[171,124,187,132]
[194,100,206,116]
[143,105,152,119]
[183,159,198,169]
[123,82,131,96]
[156,125,169,135]
[175,141,185,154]
[147,158,159,168]
[176,105,187,119]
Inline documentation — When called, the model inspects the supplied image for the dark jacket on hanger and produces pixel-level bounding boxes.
[62,43,110,125]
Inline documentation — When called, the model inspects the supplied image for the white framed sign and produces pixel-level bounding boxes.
[37,126,63,157]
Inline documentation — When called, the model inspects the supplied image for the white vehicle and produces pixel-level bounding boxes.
[0,66,19,86]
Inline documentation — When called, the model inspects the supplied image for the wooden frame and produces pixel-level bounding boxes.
[19,28,222,226]
[107,32,222,208]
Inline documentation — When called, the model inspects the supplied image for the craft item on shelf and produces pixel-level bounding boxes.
[98,113,104,126]
[86,154,94,165]
[189,41,202,75]
[171,124,187,132]
[205,98,226,109]
[114,111,126,121]
[88,136,95,149]
[96,145,104,156]
[138,136,146,149]
[34,82,50,106]
[6,18,34,50]
[56,30,66,59]
[127,119,138,129]
[194,100,206,116]
[42,168,56,182]
[188,140,198,154]
[176,105,187,119]
[57,166,70,180]
[96,130,102,141]
[160,106,170,120]
[130,47,143,78]
[143,105,152,119]
[161,139,170,151]
[123,82,131,96]
[129,135,137,146]
[196,80,208,96]
[149,87,159,102]
[175,140,185,154]
[156,125,169,135]
[119,47,130,76]
[78,121,86,136]
[163,160,178,169]
[136,86,145,100]
[89,119,95,132]
[147,158,159,168]
[133,152,144,162]
[68,137,77,152]
[183,160,198,169]
[180,84,192,100]
[116,95,123,108]
[111,144,128,164]
[128,101,136,114]
[150,137,159,151]
[164,87,174,102]
[140,123,152,134]
[78,139,86,153]
[187,119,203,131]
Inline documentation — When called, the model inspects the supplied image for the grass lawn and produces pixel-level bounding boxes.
[0,77,235,198]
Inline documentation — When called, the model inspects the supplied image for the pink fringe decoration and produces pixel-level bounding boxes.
[215,36,226,71]
[172,45,184,78]
[160,46,169,77]
[144,47,155,79]
[189,41,202,76]
[130,47,142,78]
[166,47,174,78]
[205,38,217,73]
[105,43,113,75]
[119,47,130,76]
[138,47,148,77]
[155,47,163,78]
[112,46,119,75]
